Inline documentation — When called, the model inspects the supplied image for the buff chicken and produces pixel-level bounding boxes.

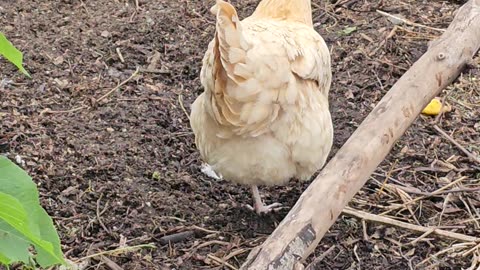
[190,0,333,214]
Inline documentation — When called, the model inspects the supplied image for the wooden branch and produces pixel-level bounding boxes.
[241,1,480,269]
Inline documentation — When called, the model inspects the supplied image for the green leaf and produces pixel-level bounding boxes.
[0,32,30,77]
[0,251,12,267]
[152,171,161,181]
[0,157,65,267]
[339,26,357,36]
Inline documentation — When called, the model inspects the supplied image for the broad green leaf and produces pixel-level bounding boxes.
[0,192,55,266]
[0,157,65,267]
[0,32,30,77]
[0,251,13,267]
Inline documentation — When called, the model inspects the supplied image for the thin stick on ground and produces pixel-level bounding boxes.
[40,67,141,115]
[207,254,238,270]
[178,93,190,120]
[376,10,446,32]
[380,176,468,216]
[224,248,249,261]
[96,194,111,235]
[343,207,480,243]
[416,242,476,267]
[433,125,480,165]
[40,105,87,116]
[73,243,156,262]
[391,184,480,196]
[305,245,337,270]
[96,67,140,103]
[99,255,124,270]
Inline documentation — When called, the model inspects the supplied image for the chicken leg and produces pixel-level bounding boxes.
[248,185,282,215]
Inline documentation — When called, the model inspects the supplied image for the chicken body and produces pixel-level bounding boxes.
[190,0,333,214]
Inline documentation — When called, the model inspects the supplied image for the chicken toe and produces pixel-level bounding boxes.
[248,185,283,215]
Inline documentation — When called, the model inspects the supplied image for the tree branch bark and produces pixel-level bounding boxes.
[241,1,480,269]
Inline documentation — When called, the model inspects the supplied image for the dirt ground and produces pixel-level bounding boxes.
[1,0,479,269]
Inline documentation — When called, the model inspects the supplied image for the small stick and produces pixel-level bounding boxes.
[224,248,249,261]
[381,176,467,216]
[139,68,170,74]
[376,160,398,198]
[159,231,194,245]
[189,225,220,234]
[343,207,479,243]
[73,243,156,262]
[193,240,231,250]
[178,94,190,120]
[41,68,140,115]
[417,242,475,267]
[97,67,140,103]
[433,93,451,124]
[409,228,435,245]
[39,106,87,115]
[462,242,480,257]
[96,194,111,235]
[207,254,238,270]
[116,48,125,63]
[362,219,369,241]
[99,255,124,270]
[376,10,446,32]
[434,125,480,165]
[305,245,336,270]
[391,184,480,196]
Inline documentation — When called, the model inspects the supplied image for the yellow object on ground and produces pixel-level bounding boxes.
[422,98,449,116]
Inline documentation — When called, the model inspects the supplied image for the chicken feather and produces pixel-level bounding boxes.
[190,0,333,214]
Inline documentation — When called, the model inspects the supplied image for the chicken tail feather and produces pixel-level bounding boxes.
[208,0,249,127]
[212,0,248,79]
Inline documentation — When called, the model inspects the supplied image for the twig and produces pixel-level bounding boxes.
[192,240,231,250]
[97,67,140,103]
[207,254,238,270]
[139,68,170,74]
[391,184,480,196]
[189,225,220,234]
[343,207,480,243]
[381,176,467,215]
[417,242,475,267]
[433,93,451,124]
[434,125,480,165]
[178,94,190,120]
[73,243,156,262]
[376,160,398,198]
[116,48,125,63]
[305,245,337,270]
[410,228,435,245]
[182,240,231,261]
[369,25,398,57]
[224,248,248,261]
[462,242,480,257]
[99,255,124,270]
[376,10,446,32]
[40,68,140,116]
[96,194,111,235]
[39,106,87,115]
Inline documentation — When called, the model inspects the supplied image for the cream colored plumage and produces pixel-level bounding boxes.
[190,0,333,214]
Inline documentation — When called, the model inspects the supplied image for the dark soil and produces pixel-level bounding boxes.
[1,0,479,269]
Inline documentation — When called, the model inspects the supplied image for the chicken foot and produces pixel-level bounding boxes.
[247,185,282,215]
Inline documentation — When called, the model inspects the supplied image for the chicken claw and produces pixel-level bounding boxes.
[247,186,283,214]
[247,202,283,215]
